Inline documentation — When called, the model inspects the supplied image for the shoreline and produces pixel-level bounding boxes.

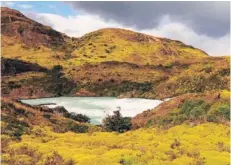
[19,95,172,101]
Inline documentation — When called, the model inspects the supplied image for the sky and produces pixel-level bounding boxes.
[1,1,230,56]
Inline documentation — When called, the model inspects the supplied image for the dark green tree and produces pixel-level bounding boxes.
[102,110,132,133]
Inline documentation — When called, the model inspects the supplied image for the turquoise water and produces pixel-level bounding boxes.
[21,97,163,124]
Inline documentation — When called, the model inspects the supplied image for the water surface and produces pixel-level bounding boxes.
[21,97,163,124]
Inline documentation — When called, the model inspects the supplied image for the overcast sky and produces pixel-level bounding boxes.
[1,1,230,56]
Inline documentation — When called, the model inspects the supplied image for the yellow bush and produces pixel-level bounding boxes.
[220,90,230,100]
[4,123,229,165]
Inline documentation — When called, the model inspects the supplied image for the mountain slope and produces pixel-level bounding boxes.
[2,7,208,69]
[132,90,230,129]
[1,7,230,99]
[70,28,208,66]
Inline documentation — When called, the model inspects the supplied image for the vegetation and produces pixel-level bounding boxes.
[1,7,230,99]
[1,97,100,139]
[65,112,90,123]
[103,110,132,133]
[132,90,230,129]
[1,7,230,165]
[2,123,229,165]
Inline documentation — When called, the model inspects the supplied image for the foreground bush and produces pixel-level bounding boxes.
[3,123,229,165]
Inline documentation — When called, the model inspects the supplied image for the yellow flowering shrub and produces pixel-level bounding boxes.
[3,123,229,165]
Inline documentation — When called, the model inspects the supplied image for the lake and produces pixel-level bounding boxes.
[21,97,164,124]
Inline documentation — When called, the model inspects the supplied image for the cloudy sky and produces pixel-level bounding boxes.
[1,1,230,56]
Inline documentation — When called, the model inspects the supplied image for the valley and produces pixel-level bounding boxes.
[1,7,230,165]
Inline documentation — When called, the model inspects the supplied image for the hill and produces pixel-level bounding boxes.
[2,7,208,68]
[70,28,208,66]
[132,90,230,129]
[1,7,230,99]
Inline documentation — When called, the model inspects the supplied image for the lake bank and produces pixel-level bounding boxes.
[21,97,165,124]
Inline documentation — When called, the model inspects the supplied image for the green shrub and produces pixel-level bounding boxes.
[159,115,174,125]
[172,114,187,125]
[67,122,89,133]
[208,102,230,121]
[217,104,230,120]
[53,106,68,114]
[180,100,209,119]
[65,112,90,123]
[1,115,29,139]
[146,119,152,127]
[102,111,132,133]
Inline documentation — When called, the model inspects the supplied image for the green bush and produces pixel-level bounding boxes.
[217,104,230,120]
[172,114,187,125]
[102,111,132,133]
[67,122,89,133]
[208,102,230,121]
[159,115,174,125]
[65,112,90,123]
[146,119,152,127]
[180,100,209,119]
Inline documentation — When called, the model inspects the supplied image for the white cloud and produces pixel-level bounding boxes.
[17,4,33,9]
[33,13,128,37]
[27,12,230,56]
[1,1,15,7]
[141,16,230,56]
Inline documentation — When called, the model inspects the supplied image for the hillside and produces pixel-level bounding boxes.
[1,7,230,99]
[70,28,208,66]
[1,97,100,139]
[132,90,230,129]
[2,7,208,69]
